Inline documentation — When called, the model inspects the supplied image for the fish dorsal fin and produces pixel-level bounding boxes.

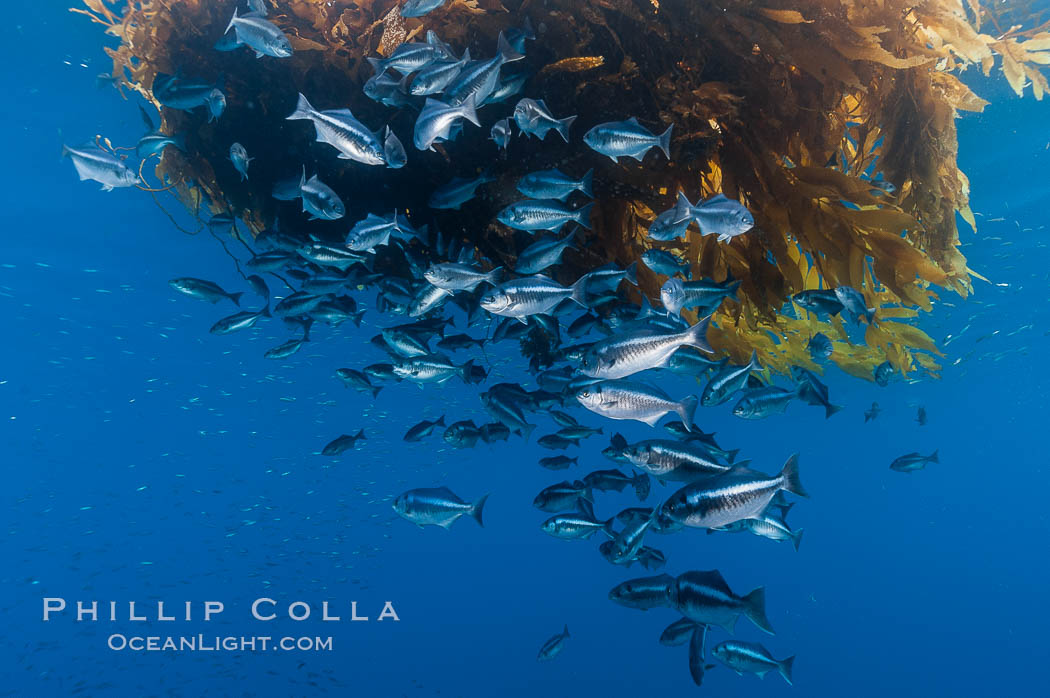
[693,569,732,593]
[326,108,356,119]
[626,117,640,125]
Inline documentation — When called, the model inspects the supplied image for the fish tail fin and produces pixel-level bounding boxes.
[684,315,713,354]
[470,494,489,527]
[486,266,504,286]
[726,448,740,463]
[456,92,480,128]
[371,386,382,398]
[579,168,594,198]
[677,395,698,429]
[435,415,446,427]
[624,261,639,286]
[355,428,366,441]
[778,656,795,685]
[825,404,843,419]
[459,359,475,383]
[741,586,774,635]
[61,144,72,159]
[779,453,808,497]
[366,57,385,75]
[790,528,804,552]
[497,31,525,63]
[555,114,577,143]
[351,310,365,327]
[575,201,595,230]
[657,123,673,160]
[225,6,239,35]
[929,449,939,464]
[726,278,742,300]
[632,473,651,501]
[568,276,590,307]
[229,291,244,307]
[563,624,570,638]
[287,93,314,121]
[260,304,272,318]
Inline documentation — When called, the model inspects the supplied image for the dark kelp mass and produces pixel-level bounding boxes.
[76,0,1050,379]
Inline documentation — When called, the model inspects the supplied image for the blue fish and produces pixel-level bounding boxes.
[807,333,833,362]
[490,118,512,149]
[428,172,494,210]
[400,0,447,18]
[513,98,576,143]
[685,194,754,242]
[496,199,594,233]
[516,169,593,202]
[444,33,524,106]
[583,117,672,162]
[409,49,470,96]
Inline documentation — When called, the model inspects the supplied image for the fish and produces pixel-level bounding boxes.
[700,351,760,406]
[409,49,470,96]
[347,212,409,252]
[263,330,310,359]
[712,511,804,550]
[135,132,185,159]
[712,641,794,685]
[732,385,802,419]
[793,289,844,317]
[583,118,672,162]
[392,355,474,385]
[490,118,512,149]
[791,366,842,418]
[576,380,698,429]
[536,625,570,662]
[864,402,881,422]
[209,307,270,334]
[335,368,382,397]
[286,93,387,165]
[873,361,894,386]
[413,95,481,151]
[623,440,731,482]
[505,16,536,53]
[444,420,482,448]
[169,278,243,306]
[223,7,292,58]
[246,274,270,299]
[661,455,807,530]
[401,0,449,19]
[688,625,711,687]
[659,618,701,647]
[890,450,939,472]
[368,37,453,76]
[321,429,366,455]
[404,416,445,442]
[383,127,407,169]
[496,199,594,232]
[541,512,613,540]
[684,194,754,242]
[605,509,657,565]
[917,406,928,426]
[153,73,226,121]
[298,170,346,220]
[271,175,302,201]
[444,33,524,106]
[539,455,578,470]
[428,172,494,210]
[661,277,739,316]
[579,318,712,379]
[607,574,675,610]
[808,332,833,361]
[515,231,577,274]
[533,481,592,512]
[512,98,576,142]
[647,193,694,241]
[424,263,502,292]
[484,72,528,105]
[392,487,488,529]
[580,262,638,294]
[478,419,510,440]
[479,276,588,323]
[297,243,361,270]
[672,570,773,634]
[516,169,593,202]
[834,285,876,323]
[641,249,689,277]
[62,143,140,191]
[229,142,252,181]
[245,250,295,272]
[538,434,576,450]
[273,292,327,317]
[668,346,725,377]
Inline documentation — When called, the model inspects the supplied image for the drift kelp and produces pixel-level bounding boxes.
[75,0,1050,380]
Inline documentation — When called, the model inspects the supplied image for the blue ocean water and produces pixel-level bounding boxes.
[3,3,1049,696]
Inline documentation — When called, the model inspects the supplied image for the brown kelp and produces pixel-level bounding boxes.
[74,0,1050,379]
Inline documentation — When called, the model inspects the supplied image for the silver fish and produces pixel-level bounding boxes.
[392,487,487,529]
[62,143,139,191]
[229,142,252,181]
[672,570,773,634]
[686,194,754,242]
[413,95,480,151]
[169,278,243,306]
[514,231,577,274]
[424,263,502,292]
[623,439,731,482]
[224,7,292,58]
[516,168,593,202]
[576,380,698,429]
[712,641,794,685]
[298,170,346,220]
[701,351,760,406]
[583,117,672,162]
[579,318,712,379]
[286,93,386,165]
[661,455,807,529]
[536,625,570,662]
[479,276,587,323]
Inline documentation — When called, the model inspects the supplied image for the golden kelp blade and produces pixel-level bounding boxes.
[75,0,1050,379]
